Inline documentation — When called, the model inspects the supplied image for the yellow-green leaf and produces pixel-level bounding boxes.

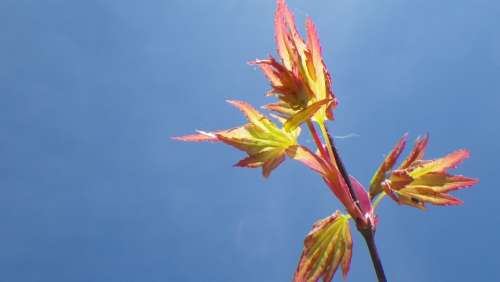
[408,149,469,179]
[174,100,299,177]
[383,145,478,209]
[284,98,331,132]
[254,0,337,126]
[294,211,352,282]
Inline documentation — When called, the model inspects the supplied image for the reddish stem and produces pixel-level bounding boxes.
[360,229,388,282]
[306,120,329,161]
[321,125,361,213]
[322,124,387,282]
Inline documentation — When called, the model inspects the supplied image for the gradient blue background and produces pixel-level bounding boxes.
[1,0,499,281]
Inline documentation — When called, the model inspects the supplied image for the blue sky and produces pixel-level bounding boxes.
[1,0,499,281]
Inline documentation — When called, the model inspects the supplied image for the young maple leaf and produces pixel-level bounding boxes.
[369,133,409,199]
[294,211,353,282]
[370,134,479,209]
[251,0,337,129]
[173,100,299,177]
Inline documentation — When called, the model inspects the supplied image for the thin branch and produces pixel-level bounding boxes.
[360,229,388,282]
[321,124,361,212]
[318,122,336,164]
[322,124,388,282]
[306,120,329,161]
[372,192,386,210]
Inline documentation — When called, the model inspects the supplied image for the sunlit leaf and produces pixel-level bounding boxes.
[408,149,469,178]
[253,0,337,129]
[350,176,375,226]
[294,211,353,282]
[263,101,298,117]
[303,17,336,123]
[251,58,311,110]
[174,100,299,177]
[369,133,408,199]
[284,98,332,132]
[398,133,429,170]
[381,136,479,209]
[172,130,223,142]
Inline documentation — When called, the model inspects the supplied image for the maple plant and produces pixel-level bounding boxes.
[174,1,478,281]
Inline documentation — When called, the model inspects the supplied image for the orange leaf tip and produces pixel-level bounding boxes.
[172,130,221,142]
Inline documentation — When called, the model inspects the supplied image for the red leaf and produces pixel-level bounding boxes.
[399,133,429,169]
[369,133,408,198]
[350,176,375,226]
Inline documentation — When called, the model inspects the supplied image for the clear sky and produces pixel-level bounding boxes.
[1,0,499,281]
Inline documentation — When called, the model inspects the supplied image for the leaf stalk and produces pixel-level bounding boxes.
[320,122,388,282]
